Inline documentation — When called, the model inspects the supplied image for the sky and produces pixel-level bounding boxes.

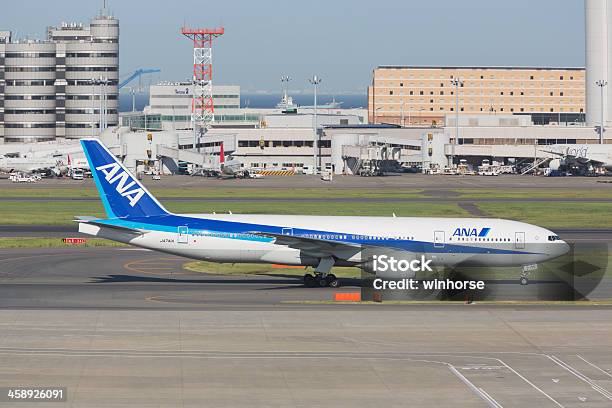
[1,0,585,95]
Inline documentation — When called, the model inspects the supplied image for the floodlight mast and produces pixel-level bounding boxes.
[596,80,608,144]
[450,78,464,168]
[181,26,224,153]
[309,75,322,172]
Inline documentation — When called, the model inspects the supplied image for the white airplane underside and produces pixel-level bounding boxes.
[77,139,570,287]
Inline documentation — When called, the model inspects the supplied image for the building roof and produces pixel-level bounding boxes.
[323,124,401,129]
[376,65,585,71]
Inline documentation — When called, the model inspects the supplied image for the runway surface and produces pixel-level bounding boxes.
[0,247,333,310]
[0,246,610,309]
[1,247,612,406]
[1,308,612,407]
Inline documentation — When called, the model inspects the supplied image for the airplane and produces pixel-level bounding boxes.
[189,143,246,178]
[0,153,90,177]
[67,154,91,172]
[217,142,246,178]
[543,145,612,173]
[77,139,570,287]
[0,155,67,176]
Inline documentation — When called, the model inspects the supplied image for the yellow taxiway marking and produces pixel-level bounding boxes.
[122,257,194,276]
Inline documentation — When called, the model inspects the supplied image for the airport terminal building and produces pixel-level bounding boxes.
[141,83,245,130]
[0,12,119,143]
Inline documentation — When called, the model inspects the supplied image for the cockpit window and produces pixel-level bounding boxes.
[548,235,561,241]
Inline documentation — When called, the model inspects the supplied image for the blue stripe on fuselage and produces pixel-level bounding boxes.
[94,214,541,256]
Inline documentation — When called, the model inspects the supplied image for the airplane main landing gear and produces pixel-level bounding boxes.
[303,257,340,288]
[304,274,317,287]
[303,273,340,288]
[326,274,340,288]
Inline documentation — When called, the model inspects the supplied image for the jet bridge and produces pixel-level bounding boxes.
[341,145,402,176]
[157,145,207,167]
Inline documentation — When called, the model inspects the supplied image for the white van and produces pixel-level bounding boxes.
[71,169,84,180]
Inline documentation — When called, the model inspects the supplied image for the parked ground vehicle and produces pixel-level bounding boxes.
[478,168,499,176]
[71,169,84,180]
[10,172,38,183]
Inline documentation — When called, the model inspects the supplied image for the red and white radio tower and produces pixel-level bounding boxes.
[181,26,224,146]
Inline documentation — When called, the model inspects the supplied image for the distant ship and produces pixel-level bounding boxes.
[276,93,298,113]
[302,97,344,109]
[277,95,343,112]
[276,74,344,112]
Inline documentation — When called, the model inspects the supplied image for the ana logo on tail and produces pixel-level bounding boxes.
[96,162,145,207]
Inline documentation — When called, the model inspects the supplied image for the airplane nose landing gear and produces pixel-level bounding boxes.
[520,264,538,285]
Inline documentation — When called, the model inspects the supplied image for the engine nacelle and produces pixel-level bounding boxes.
[548,159,562,171]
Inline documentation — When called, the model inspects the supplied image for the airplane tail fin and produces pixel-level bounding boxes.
[219,142,225,166]
[80,138,169,219]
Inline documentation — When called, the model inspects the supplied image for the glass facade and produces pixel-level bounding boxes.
[121,114,162,130]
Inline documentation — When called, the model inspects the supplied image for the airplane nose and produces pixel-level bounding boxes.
[555,241,570,258]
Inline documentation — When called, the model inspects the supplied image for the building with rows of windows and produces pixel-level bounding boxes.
[368,66,586,127]
[0,10,119,143]
[144,83,246,130]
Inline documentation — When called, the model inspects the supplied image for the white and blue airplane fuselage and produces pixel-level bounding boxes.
[78,139,570,287]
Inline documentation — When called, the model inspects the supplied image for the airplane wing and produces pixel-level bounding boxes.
[577,157,603,165]
[540,149,566,157]
[250,231,361,258]
[26,166,56,174]
[540,150,604,166]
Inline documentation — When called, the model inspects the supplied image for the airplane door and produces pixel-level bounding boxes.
[515,232,525,249]
[282,228,293,236]
[177,226,189,244]
[434,231,445,248]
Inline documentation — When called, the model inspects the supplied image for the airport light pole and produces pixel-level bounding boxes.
[90,77,108,134]
[281,75,291,103]
[375,107,382,123]
[309,75,322,172]
[101,76,106,131]
[90,79,96,137]
[399,87,404,126]
[450,78,464,168]
[98,76,110,132]
[98,78,103,132]
[596,80,607,144]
